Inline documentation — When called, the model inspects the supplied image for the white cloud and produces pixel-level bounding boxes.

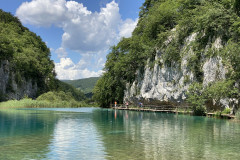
[55,58,103,80]
[61,1,120,53]
[16,0,138,79]
[55,47,68,58]
[16,0,67,27]
[16,0,137,54]
[119,18,138,38]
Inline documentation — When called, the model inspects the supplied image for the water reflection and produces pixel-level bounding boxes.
[0,108,107,160]
[93,109,240,160]
[1,108,240,160]
[46,112,106,160]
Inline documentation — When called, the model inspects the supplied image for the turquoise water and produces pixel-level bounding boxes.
[0,108,240,160]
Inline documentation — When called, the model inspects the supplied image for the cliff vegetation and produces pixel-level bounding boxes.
[94,0,240,114]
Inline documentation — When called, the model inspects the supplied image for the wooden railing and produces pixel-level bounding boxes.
[111,104,189,112]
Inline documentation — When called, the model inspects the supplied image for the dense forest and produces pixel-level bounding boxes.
[0,9,85,102]
[93,0,240,113]
[62,77,100,98]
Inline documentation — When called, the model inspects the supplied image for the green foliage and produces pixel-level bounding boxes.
[53,80,86,101]
[220,41,240,80]
[162,40,181,66]
[205,80,239,104]
[0,9,55,95]
[186,83,206,116]
[187,80,239,114]
[93,72,125,107]
[95,0,240,109]
[0,36,14,60]
[215,111,222,117]
[222,108,231,114]
[62,77,99,96]
[0,97,85,108]
[234,0,240,16]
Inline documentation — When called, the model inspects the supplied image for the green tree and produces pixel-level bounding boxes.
[186,83,206,116]
[234,0,240,16]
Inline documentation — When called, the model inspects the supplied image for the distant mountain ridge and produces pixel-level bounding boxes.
[62,77,100,97]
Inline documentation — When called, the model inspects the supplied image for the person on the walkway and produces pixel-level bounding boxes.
[114,101,117,107]
[126,101,129,108]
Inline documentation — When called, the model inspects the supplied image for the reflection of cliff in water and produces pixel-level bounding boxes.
[0,109,57,160]
[92,109,240,160]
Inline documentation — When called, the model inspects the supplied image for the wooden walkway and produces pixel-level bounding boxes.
[112,104,235,119]
[112,104,191,114]
[207,113,235,119]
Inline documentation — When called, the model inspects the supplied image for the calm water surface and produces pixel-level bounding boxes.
[0,108,240,160]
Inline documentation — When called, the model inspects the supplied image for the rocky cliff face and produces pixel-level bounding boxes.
[124,32,229,108]
[0,60,38,100]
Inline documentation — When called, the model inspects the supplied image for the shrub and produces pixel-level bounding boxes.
[222,107,231,114]
[215,111,221,117]
[186,83,207,116]
[193,106,206,116]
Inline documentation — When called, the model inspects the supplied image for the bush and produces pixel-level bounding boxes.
[193,106,206,116]
[215,111,221,117]
[222,107,231,114]
[186,83,207,116]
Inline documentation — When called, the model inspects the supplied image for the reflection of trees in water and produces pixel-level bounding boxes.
[92,109,146,160]
[93,109,240,160]
[0,109,57,160]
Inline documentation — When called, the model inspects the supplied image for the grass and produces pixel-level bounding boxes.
[0,98,95,109]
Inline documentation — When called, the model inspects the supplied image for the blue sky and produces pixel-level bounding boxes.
[0,0,144,80]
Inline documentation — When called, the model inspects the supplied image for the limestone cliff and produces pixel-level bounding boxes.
[93,0,240,112]
[0,60,38,100]
[124,32,231,109]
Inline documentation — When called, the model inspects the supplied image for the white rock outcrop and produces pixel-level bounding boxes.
[124,33,228,108]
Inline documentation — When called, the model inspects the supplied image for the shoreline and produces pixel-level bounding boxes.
[112,106,235,119]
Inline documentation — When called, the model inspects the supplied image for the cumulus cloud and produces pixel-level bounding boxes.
[16,0,68,27]
[55,58,103,80]
[16,0,138,79]
[55,47,68,58]
[16,0,137,54]
[119,18,138,38]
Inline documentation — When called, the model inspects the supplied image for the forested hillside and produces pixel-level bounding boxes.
[93,0,240,114]
[63,77,99,98]
[63,77,99,93]
[0,9,85,102]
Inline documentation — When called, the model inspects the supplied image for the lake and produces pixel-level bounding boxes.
[0,108,240,160]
